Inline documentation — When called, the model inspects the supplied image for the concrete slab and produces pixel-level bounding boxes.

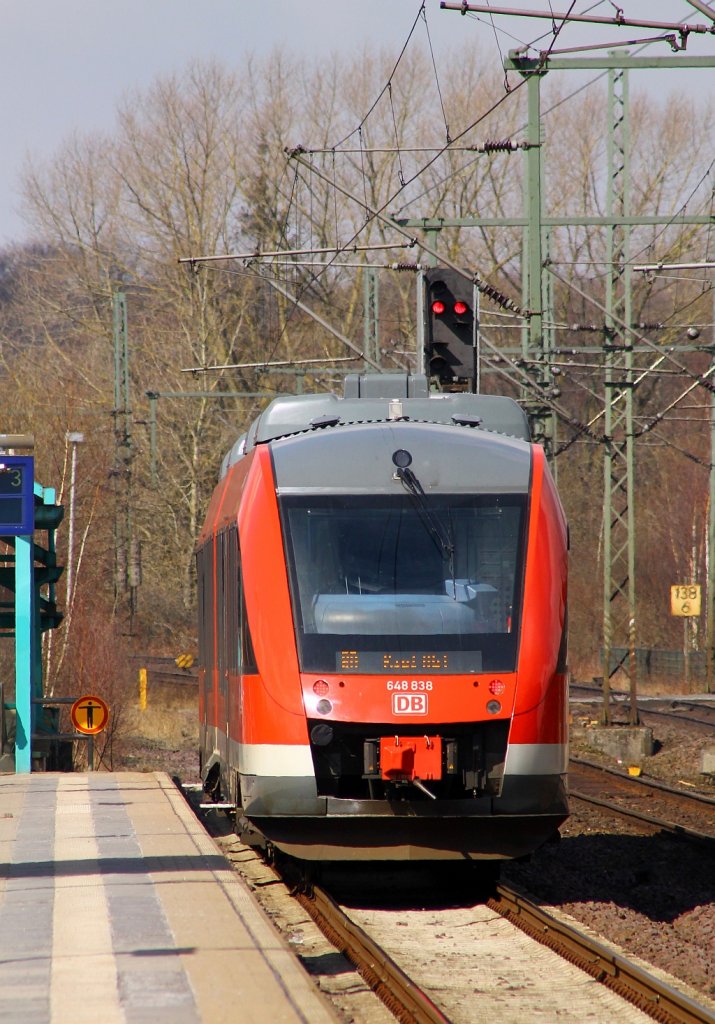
[0,772,338,1024]
[700,746,715,777]
[570,724,654,764]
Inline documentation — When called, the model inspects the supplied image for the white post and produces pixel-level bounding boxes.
[65,432,84,610]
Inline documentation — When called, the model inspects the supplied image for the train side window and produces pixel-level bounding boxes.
[196,545,206,667]
[226,525,239,673]
[236,537,257,673]
[216,530,227,686]
[203,537,216,671]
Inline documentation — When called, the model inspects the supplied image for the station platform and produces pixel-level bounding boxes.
[0,772,337,1024]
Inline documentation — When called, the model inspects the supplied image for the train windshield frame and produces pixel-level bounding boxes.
[280,492,527,674]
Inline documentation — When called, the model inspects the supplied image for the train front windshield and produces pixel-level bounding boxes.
[282,494,526,673]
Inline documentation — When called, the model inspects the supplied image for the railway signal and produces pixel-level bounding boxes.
[423,268,476,384]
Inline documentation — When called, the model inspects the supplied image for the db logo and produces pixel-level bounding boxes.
[392,693,428,715]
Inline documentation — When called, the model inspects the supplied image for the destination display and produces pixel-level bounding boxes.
[337,649,483,674]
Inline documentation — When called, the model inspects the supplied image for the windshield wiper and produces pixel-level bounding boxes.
[395,464,455,579]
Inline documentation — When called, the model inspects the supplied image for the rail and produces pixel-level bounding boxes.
[187,772,715,1024]
[490,884,715,1024]
[297,877,715,1024]
[293,882,450,1024]
[569,758,715,848]
[569,683,715,733]
[571,756,715,806]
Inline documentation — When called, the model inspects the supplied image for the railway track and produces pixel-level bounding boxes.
[186,784,715,1024]
[292,882,449,1024]
[294,875,715,1024]
[128,654,198,685]
[569,757,715,846]
[488,885,714,1024]
[570,683,715,734]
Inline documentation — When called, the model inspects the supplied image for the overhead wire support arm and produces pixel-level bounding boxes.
[290,139,535,155]
[244,259,424,271]
[439,3,715,39]
[177,254,385,372]
[181,356,360,374]
[542,35,690,57]
[634,260,715,273]
[178,241,416,264]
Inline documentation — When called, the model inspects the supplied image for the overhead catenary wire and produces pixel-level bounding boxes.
[184,2,712,464]
[393,8,714,222]
[286,147,529,317]
[180,2,626,449]
[420,2,451,143]
[289,140,532,155]
[329,2,428,151]
[546,265,715,395]
[295,0,579,284]
[249,0,584,370]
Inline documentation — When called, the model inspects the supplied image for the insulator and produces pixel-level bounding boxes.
[482,138,520,153]
[476,279,529,317]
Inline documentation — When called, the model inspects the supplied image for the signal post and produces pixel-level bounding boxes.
[0,435,64,772]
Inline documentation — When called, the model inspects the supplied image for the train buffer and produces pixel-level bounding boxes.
[0,772,337,1024]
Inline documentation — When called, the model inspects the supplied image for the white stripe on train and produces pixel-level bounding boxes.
[235,741,567,778]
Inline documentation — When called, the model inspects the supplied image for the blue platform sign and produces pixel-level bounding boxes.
[0,456,34,535]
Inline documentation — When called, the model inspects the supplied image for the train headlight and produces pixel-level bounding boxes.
[313,679,329,695]
[392,449,412,469]
[486,700,502,715]
[310,723,334,746]
[316,698,333,715]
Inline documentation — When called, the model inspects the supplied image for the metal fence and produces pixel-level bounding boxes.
[605,647,706,681]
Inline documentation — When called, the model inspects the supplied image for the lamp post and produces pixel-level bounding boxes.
[65,432,84,610]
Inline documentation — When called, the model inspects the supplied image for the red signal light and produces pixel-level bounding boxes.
[453,300,468,316]
[431,300,446,315]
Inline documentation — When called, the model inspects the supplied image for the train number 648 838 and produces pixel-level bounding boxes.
[386,679,433,691]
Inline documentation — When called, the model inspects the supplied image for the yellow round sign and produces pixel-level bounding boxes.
[70,695,109,735]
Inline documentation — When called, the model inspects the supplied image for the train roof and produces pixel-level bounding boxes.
[220,373,530,479]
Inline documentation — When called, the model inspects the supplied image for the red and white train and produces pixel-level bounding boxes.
[197,373,568,861]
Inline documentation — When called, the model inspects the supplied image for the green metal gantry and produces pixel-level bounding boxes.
[393,49,715,711]
[602,64,637,723]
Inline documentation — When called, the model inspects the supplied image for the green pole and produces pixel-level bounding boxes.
[602,60,637,725]
[14,534,35,772]
[363,266,379,369]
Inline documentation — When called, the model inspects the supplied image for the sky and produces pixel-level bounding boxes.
[2,0,714,245]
